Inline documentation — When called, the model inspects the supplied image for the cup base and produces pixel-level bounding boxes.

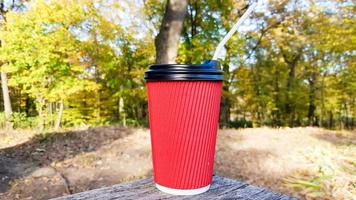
[155,183,210,195]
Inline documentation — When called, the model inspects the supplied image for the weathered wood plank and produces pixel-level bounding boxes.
[52,176,298,200]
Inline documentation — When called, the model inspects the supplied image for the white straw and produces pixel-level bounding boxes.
[212,2,258,60]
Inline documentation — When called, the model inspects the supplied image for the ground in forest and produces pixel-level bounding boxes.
[0,126,355,200]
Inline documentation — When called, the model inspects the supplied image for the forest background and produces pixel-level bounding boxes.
[0,0,354,131]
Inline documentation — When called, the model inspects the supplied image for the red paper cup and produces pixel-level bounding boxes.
[145,60,223,195]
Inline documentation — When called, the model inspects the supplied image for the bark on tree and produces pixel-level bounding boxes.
[55,99,64,130]
[220,63,231,128]
[273,67,282,126]
[1,72,13,129]
[320,72,326,127]
[182,1,200,63]
[351,97,355,129]
[307,73,317,126]
[38,96,45,132]
[281,50,302,127]
[155,0,188,64]
[49,102,53,126]
[0,1,13,130]
[328,111,333,129]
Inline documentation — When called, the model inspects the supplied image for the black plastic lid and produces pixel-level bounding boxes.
[144,60,223,81]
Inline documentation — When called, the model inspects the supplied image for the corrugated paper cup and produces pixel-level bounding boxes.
[145,60,223,195]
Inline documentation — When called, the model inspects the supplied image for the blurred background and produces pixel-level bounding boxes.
[0,0,354,200]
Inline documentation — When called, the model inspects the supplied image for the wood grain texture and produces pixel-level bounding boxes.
[52,176,298,200]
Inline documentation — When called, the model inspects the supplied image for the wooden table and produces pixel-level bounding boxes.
[52,176,298,200]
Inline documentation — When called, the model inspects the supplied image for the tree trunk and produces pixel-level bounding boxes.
[273,67,282,126]
[219,95,231,128]
[320,73,326,127]
[119,97,126,127]
[115,97,120,121]
[183,1,200,63]
[307,74,316,126]
[49,102,53,126]
[94,66,101,122]
[328,111,333,129]
[253,64,263,126]
[351,97,355,129]
[285,61,296,127]
[55,100,64,130]
[219,62,231,127]
[1,72,13,130]
[155,0,188,64]
[38,96,45,132]
[0,0,28,130]
[282,50,301,127]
